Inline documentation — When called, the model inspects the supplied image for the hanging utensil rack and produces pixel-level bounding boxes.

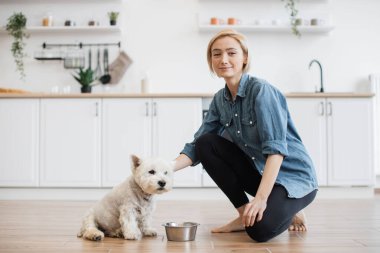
[41,41,121,49]
[34,42,121,62]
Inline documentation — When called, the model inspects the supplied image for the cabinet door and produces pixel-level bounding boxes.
[152,98,203,187]
[102,99,151,187]
[327,98,374,186]
[0,99,39,186]
[287,98,328,186]
[40,99,101,187]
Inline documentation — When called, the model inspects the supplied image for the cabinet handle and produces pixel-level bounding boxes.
[327,102,333,116]
[95,102,99,117]
[318,101,324,116]
[153,102,157,116]
[145,102,149,116]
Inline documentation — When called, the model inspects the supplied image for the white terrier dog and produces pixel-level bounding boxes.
[77,154,174,241]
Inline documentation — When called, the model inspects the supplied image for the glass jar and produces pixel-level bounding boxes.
[42,13,53,26]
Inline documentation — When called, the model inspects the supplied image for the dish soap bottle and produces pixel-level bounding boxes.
[141,71,150,93]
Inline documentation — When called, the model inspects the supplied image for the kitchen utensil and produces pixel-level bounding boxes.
[109,51,133,84]
[162,222,199,241]
[88,48,92,69]
[88,20,99,26]
[99,48,111,84]
[210,17,224,25]
[34,49,64,60]
[63,49,85,69]
[94,47,102,79]
[311,18,325,26]
[227,17,241,25]
[64,20,75,26]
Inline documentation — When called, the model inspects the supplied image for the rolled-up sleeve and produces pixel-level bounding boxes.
[180,96,222,166]
[255,84,289,157]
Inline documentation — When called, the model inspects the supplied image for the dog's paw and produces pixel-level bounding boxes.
[123,230,142,240]
[143,228,157,237]
[108,228,124,238]
[83,228,104,241]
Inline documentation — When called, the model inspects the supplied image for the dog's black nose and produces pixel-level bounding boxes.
[158,181,166,187]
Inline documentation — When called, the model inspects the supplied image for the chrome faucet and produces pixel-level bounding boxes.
[309,59,324,93]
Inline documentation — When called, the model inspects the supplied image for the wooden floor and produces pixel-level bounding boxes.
[1,196,380,253]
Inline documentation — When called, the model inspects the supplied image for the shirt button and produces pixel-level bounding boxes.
[251,157,255,160]
[237,130,240,134]
[250,121,253,124]
[226,123,229,127]
[235,113,238,117]
[260,170,263,173]
[244,144,247,147]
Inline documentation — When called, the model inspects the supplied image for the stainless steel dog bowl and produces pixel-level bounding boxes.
[162,222,199,241]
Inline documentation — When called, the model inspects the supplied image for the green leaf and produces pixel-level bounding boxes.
[6,12,29,80]
[72,67,95,86]
[282,0,301,38]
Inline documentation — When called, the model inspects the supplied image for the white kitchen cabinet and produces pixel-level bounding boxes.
[153,98,203,187]
[0,99,39,186]
[40,99,101,187]
[102,99,151,186]
[287,98,327,185]
[102,98,203,187]
[287,97,374,186]
[326,99,374,185]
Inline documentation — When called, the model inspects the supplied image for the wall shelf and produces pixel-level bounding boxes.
[198,24,334,34]
[0,26,121,34]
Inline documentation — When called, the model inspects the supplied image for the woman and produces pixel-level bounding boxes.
[174,29,318,242]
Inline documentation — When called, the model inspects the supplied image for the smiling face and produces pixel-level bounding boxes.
[210,36,248,80]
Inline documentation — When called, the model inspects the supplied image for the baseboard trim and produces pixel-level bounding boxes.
[0,186,375,200]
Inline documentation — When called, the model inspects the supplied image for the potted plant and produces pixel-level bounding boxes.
[108,12,119,26]
[72,67,95,93]
[282,0,300,37]
[6,12,29,80]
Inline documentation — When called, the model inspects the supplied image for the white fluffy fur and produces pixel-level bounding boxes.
[77,155,174,241]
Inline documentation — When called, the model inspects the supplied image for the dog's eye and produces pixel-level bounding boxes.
[148,170,156,175]
[164,171,168,175]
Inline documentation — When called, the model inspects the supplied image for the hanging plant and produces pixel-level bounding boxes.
[282,0,301,37]
[6,12,29,80]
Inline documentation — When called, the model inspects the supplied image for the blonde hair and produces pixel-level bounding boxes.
[206,29,251,74]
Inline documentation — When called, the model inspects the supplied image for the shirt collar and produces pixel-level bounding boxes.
[223,74,249,101]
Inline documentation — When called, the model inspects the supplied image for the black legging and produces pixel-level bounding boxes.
[195,133,317,242]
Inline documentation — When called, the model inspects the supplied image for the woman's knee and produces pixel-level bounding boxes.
[194,133,219,155]
[245,220,282,243]
[246,231,273,243]
[245,228,274,242]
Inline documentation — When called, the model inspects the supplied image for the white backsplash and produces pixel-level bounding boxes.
[0,0,379,94]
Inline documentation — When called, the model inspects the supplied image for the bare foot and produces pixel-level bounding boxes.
[288,210,307,231]
[211,217,245,233]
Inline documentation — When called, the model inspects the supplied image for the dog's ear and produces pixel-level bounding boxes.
[131,154,141,171]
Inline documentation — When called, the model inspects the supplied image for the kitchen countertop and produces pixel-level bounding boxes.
[0,92,375,98]
[285,92,375,98]
[0,93,215,98]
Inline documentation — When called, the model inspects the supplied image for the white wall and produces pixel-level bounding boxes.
[1,0,380,94]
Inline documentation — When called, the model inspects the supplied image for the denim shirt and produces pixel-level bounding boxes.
[181,74,318,198]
